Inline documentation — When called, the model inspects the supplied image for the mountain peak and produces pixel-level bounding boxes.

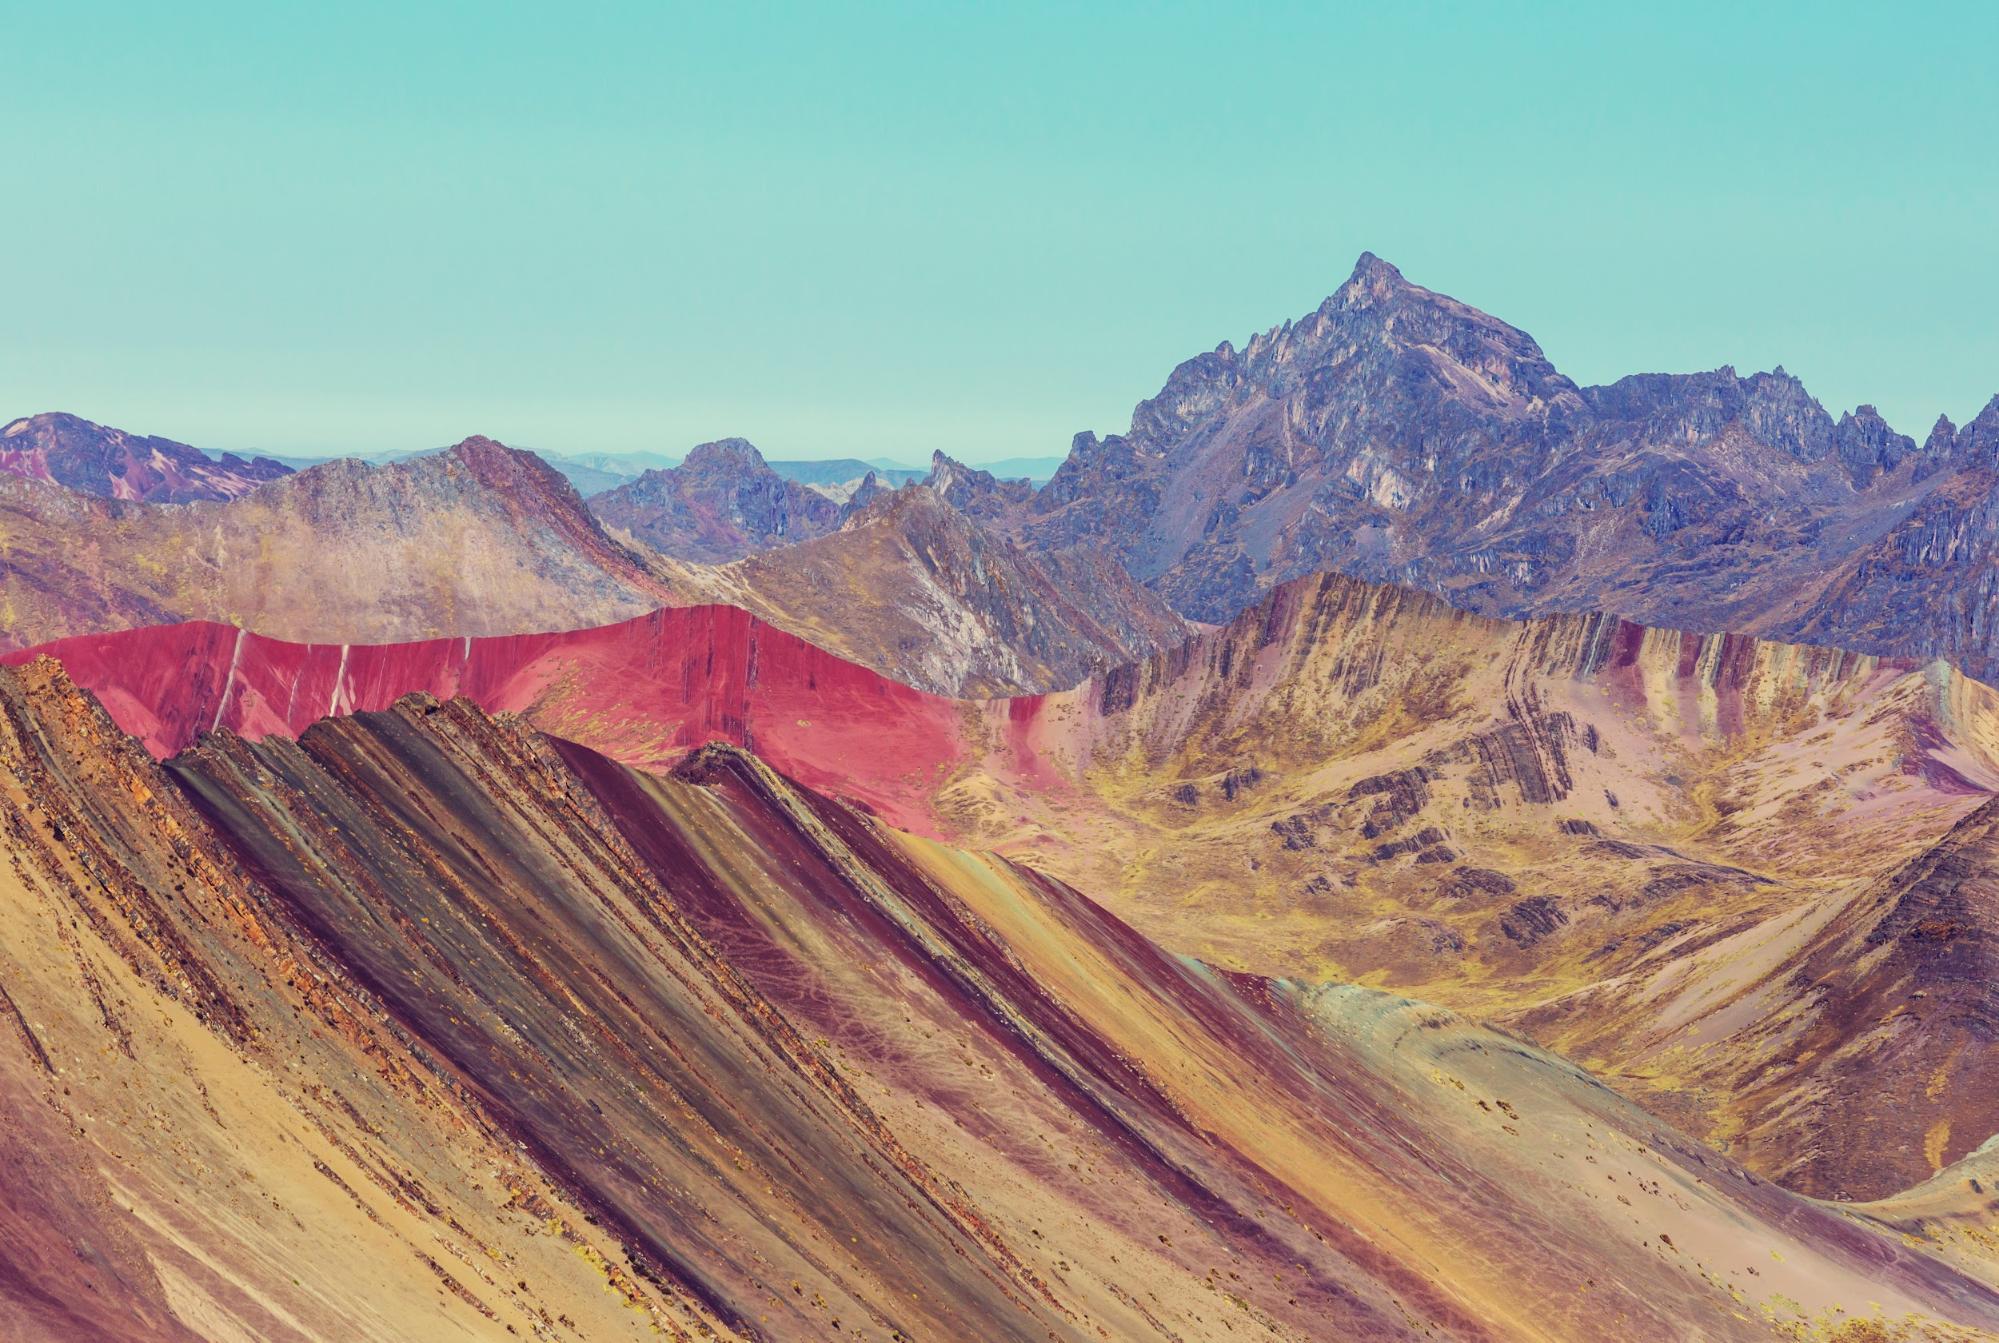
[1349,250,1404,284]
[587,437,840,562]
[921,450,1032,520]
[0,410,291,502]
[435,436,576,485]
[1332,251,1409,307]
[443,434,512,458]
[841,480,952,531]
[683,437,768,470]
[4,410,92,437]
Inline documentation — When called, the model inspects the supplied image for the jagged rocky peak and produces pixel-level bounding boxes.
[1020,253,1999,641]
[836,467,895,518]
[1958,393,1999,459]
[1579,364,1839,463]
[1339,248,1408,299]
[1833,403,1918,484]
[922,449,1032,519]
[840,478,949,530]
[1322,252,1578,400]
[1257,253,1577,419]
[1739,366,1837,461]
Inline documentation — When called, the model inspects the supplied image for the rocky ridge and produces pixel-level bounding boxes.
[1010,253,1999,682]
[0,411,291,502]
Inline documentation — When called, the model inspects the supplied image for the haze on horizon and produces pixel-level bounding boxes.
[3,1,1996,467]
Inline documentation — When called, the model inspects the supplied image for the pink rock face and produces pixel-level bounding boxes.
[1,605,978,834]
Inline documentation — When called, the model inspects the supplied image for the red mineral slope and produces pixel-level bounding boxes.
[1,605,977,833]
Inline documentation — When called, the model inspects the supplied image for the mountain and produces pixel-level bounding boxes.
[587,438,845,561]
[526,456,632,493]
[308,441,642,494]
[0,412,291,502]
[711,483,1188,696]
[1013,253,1999,682]
[4,658,1994,1340]
[0,604,963,830]
[842,467,894,512]
[1781,399,1999,667]
[0,432,1180,696]
[24,568,1999,1203]
[0,435,691,650]
[0,501,1183,796]
[547,447,684,475]
[968,570,1999,1201]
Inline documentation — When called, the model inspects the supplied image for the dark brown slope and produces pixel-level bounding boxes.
[0,411,291,502]
[6,663,1994,1338]
[1674,795,1999,1202]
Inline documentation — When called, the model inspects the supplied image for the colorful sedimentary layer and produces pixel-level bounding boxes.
[13,569,1999,1202]
[0,605,973,833]
[3,659,1997,1340]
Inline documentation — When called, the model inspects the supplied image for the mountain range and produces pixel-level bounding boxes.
[9,253,1999,1339]
[15,564,1999,1205]
[5,635,1997,1341]
[0,435,1177,696]
[13,253,1999,685]
[1009,255,1999,684]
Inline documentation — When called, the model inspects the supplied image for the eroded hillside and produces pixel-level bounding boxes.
[3,661,1996,1339]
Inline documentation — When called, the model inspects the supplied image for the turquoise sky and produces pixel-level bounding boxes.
[3,2,1995,464]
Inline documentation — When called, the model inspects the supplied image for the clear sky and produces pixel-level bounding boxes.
[3,2,1995,465]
